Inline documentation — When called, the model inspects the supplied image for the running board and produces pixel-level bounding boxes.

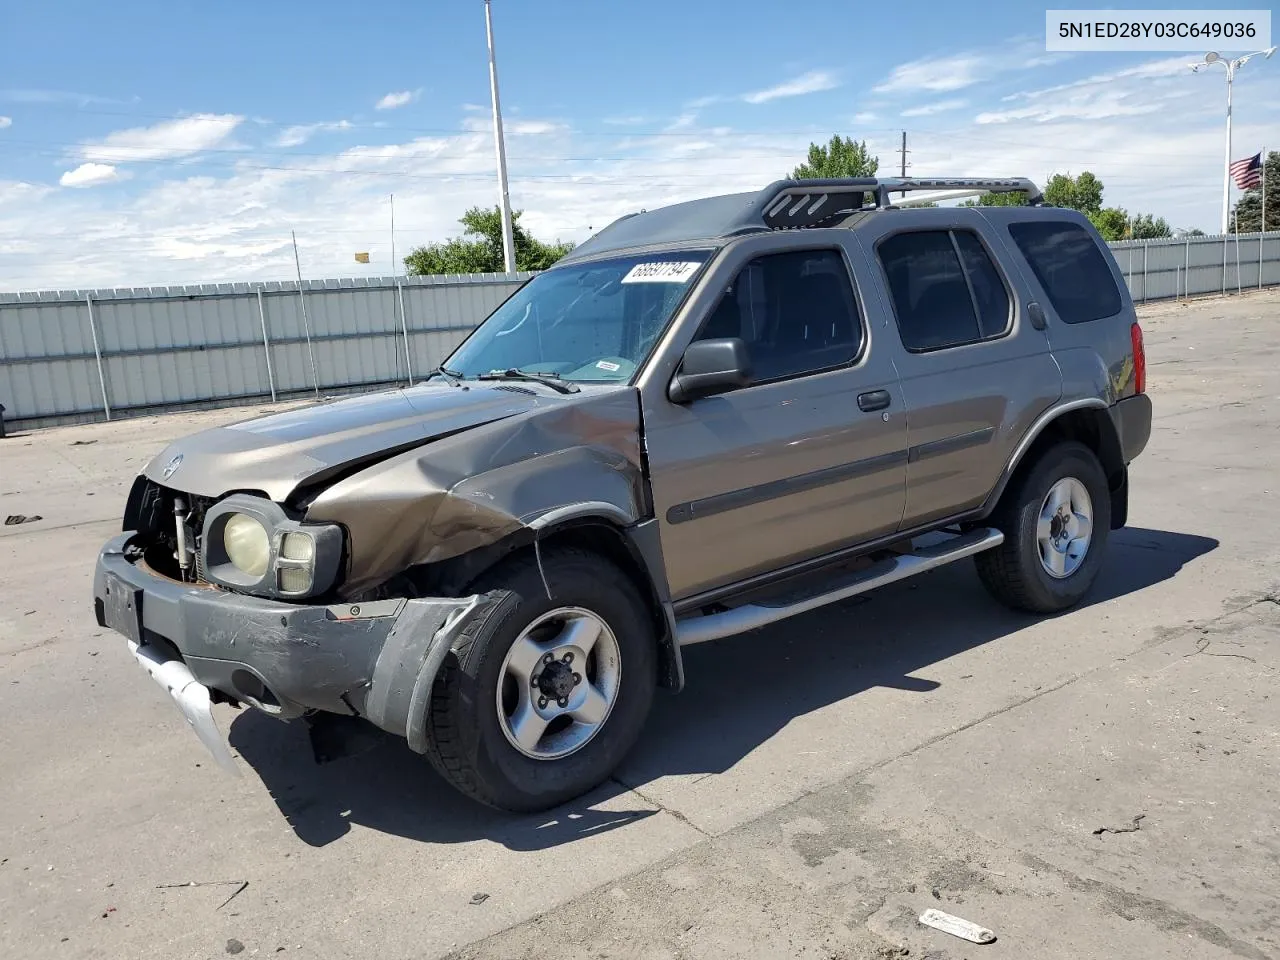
[675,527,1004,647]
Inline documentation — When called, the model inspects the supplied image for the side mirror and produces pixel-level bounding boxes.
[668,338,751,404]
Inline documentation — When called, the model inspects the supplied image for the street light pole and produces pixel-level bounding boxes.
[484,0,517,274]
[1192,48,1276,235]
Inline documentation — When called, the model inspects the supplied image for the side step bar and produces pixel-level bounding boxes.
[675,527,1004,647]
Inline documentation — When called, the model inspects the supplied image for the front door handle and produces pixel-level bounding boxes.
[857,390,892,413]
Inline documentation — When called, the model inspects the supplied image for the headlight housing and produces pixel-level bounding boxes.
[202,495,343,599]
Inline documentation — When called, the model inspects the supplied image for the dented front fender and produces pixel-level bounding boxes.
[305,388,649,598]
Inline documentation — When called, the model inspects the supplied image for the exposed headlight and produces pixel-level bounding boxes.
[202,495,344,599]
[224,514,270,576]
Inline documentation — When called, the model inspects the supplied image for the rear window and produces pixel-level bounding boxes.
[877,229,1011,351]
[1008,221,1123,324]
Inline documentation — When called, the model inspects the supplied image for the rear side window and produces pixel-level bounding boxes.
[1008,221,1122,324]
[877,229,1011,351]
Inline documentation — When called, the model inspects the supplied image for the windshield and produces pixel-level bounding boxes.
[443,251,713,383]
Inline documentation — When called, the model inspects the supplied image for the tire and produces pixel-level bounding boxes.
[424,545,657,812]
[975,441,1111,614]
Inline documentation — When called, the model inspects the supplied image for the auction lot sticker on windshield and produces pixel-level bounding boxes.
[622,261,701,283]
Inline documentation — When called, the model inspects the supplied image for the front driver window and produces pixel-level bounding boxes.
[693,248,863,384]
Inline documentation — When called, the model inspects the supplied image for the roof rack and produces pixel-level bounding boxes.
[739,177,1043,231]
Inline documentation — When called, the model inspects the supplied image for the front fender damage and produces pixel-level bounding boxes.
[305,390,651,599]
[362,593,500,752]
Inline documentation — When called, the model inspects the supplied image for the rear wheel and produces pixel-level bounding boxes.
[975,441,1111,613]
[424,546,656,812]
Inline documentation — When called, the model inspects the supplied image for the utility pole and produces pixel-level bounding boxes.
[484,0,517,274]
[898,130,910,198]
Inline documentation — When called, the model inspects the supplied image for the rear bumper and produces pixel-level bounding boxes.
[1111,393,1152,463]
[93,533,491,750]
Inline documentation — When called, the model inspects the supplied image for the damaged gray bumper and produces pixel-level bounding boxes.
[93,533,490,757]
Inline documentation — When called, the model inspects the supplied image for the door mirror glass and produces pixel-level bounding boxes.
[668,338,751,403]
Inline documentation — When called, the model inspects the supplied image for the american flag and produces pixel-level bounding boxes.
[1230,153,1263,190]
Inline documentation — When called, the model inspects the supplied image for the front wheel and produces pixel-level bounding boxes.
[975,441,1111,614]
[424,546,656,812]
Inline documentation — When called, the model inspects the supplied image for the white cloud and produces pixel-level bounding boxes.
[853,111,879,124]
[458,115,566,137]
[743,70,839,104]
[375,89,419,111]
[275,120,353,147]
[980,55,1195,124]
[901,98,968,117]
[78,114,243,163]
[0,116,11,129]
[3,57,1274,291]
[59,163,122,187]
[685,95,723,110]
[603,115,649,126]
[0,89,133,106]
[874,54,989,93]
[506,120,566,136]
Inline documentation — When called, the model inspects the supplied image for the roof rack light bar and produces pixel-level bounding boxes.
[753,177,1042,229]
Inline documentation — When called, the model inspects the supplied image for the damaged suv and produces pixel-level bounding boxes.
[94,177,1152,811]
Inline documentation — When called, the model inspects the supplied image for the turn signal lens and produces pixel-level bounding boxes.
[281,532,315,562]
[278,566,312,594]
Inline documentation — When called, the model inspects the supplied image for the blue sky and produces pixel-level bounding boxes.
[1,0,1277,289]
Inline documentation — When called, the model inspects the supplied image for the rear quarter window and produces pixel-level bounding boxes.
[1008,221,1123,324]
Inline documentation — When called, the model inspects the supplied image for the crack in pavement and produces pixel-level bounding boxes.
[609,775,712,837]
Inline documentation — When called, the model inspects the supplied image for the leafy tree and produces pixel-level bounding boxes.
[1043,171,1104,214]
[1087,208,1129,241]
[1186,228,1207,237]
[404,206,574,275]
[1230,150,1279,233]
[960,192,1028,207]
[1129,212,1172,240]
[790,135,879,180]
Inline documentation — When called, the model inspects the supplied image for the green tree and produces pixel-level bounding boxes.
[1043,171,1104,214]
[960,191,1028,207]
[1087,208,1129,241]
[790,135,879,180]
[1129,212,1172,240]
[1230,150,1279,233]
[404,206,574,275]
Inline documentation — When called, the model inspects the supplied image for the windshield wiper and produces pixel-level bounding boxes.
[429,364,464,387]
[477,368,580,394]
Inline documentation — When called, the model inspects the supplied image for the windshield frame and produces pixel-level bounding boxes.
[438,246,720,387]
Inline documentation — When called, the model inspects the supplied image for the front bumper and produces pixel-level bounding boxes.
[93,533,491,756]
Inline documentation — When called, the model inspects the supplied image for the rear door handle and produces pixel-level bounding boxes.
[857,390,892,413]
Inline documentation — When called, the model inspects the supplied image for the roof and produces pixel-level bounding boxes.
[558,176,1043,266]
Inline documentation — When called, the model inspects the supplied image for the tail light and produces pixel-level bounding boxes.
[1130,322,1146,395]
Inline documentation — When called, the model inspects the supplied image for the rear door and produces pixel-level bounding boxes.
[858,212,1063,529]
[638,230,907,602]
[997,212,1139,404]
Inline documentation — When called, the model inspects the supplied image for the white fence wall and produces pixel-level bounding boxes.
[0,273,531,427]
[3,232,1279,428]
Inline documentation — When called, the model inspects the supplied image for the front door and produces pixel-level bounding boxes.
[638,232,908,602]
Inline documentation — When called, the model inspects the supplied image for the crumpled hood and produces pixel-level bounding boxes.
[145,382,545,502]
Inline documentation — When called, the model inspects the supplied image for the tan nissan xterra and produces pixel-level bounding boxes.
[94,177,1152,811]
